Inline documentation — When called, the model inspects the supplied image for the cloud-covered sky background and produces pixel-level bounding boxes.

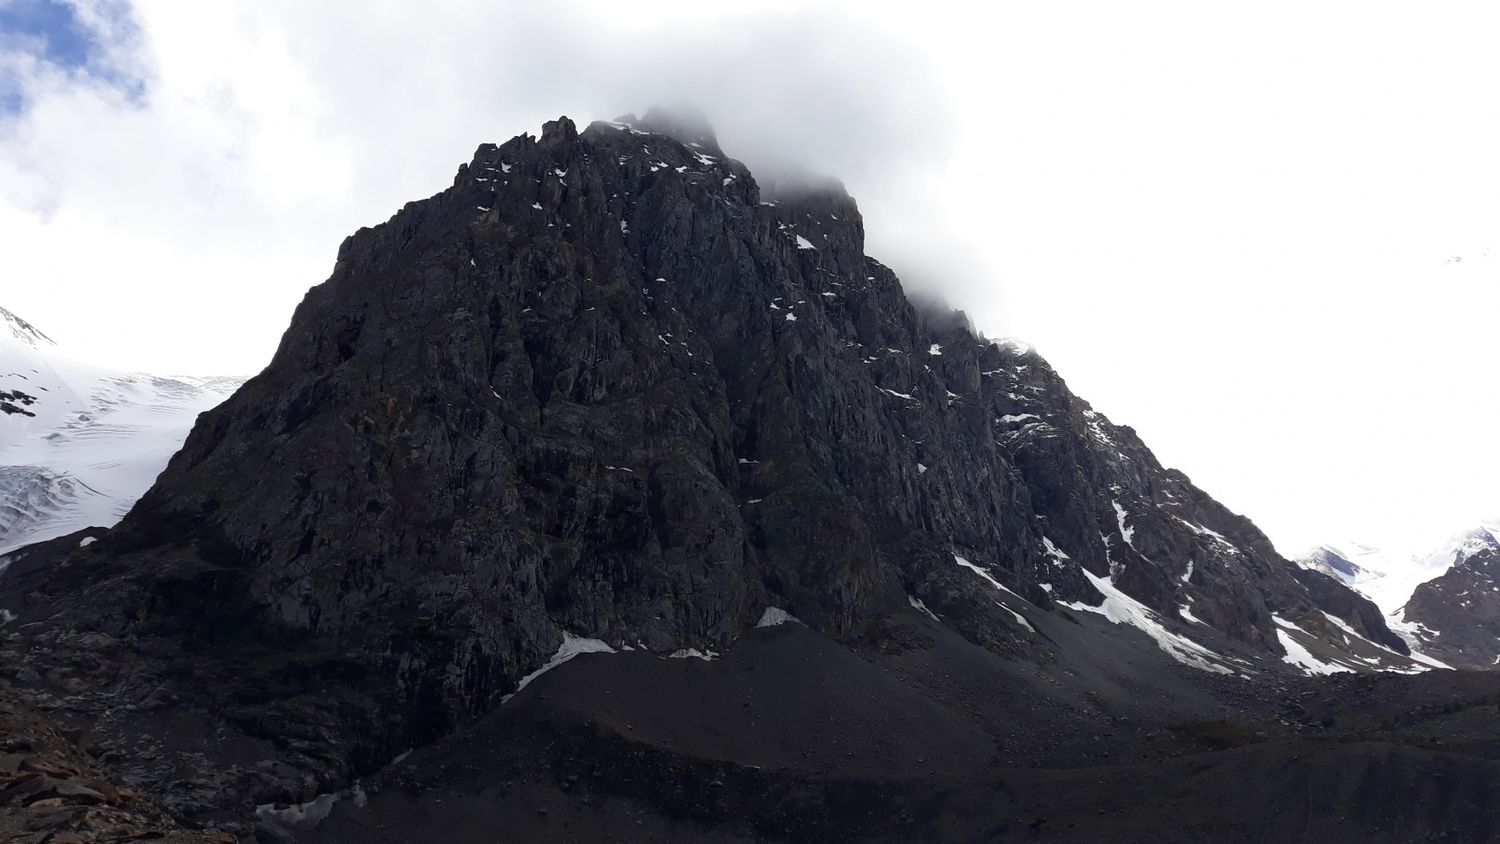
[3,0,1498,560]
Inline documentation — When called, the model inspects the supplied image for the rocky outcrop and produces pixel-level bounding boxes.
[0,111,1417,831]
[975,350,1403,655]
[1402,529,1500,668]
[1289,567,1410,654]
[0,693,234,843]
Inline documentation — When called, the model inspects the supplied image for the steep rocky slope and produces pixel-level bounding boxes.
[0,693,234,843]
[1401,524,1500,668]
[0,112,1437,838]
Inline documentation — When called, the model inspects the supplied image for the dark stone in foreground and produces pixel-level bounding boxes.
[306,622,1500,844]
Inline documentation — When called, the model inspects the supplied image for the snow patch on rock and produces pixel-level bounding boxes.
[953,553,1035,633]
[1060,570,1232,674]
[907,595,940,622]
[503,632,616,702]
[755,606,798,628]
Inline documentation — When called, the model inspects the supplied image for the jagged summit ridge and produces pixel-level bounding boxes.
[614,105,723,153]
[2,306,55,349]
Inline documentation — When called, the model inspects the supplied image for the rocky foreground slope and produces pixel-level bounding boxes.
[0,112,1481,842]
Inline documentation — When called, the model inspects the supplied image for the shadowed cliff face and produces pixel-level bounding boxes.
[0,112,1418,827]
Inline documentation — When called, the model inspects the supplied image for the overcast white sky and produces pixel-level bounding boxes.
[2,0,1498,559]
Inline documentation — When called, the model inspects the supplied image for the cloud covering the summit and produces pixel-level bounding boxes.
[4,0,1500,559]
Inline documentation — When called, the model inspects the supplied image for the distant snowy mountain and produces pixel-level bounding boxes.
[1297,541,1452,615]
[0,306,243,557]
[1415,521,1500,578]
[1398,521,1500,668]
[1297,522,1500,668]
[1298,542,1385,587]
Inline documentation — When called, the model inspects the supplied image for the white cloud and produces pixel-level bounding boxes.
[3,0,1499,561]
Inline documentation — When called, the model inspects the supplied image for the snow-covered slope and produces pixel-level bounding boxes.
[1298,542,1389,589]
[1415,521,1500,578]
[0,306,243,557]
[1296,539,1462,615]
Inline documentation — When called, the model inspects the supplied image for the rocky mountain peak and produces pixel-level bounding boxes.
[0,112,1436,831]
[1393,519,1500,668]
[624,104,721,152]
[1425,523,1500,568]
[1,305,54,349]
[539,114,579,147]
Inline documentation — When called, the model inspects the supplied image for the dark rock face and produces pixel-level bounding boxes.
[0,113,1416,828]
[976,355,1400,654]
[0,390,38,417]
[1290,567,1410,654]
[1404,533,1500,668]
